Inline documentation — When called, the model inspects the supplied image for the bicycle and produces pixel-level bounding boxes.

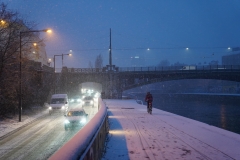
[147,101,152,114]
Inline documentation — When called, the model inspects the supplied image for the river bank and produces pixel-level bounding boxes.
[125,92,240,135]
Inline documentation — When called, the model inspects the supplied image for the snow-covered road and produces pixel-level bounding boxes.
[102,99,240,160]
[0,101,99,160]
[0,113,82,160]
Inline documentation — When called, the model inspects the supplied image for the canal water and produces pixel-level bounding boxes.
[129,93,240,135]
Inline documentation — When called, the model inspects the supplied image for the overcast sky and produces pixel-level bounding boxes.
[2,0,240,68]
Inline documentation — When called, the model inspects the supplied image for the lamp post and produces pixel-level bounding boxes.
[19,29,51,122]
[53,53,72,93]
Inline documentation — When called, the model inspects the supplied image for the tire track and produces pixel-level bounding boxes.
[0,114,77,160]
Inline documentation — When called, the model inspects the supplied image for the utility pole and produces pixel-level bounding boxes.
[109,28,112,70]
[109,28,113,98]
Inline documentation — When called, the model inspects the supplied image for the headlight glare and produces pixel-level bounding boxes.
[80,118,86,124]
[64,120,70,124]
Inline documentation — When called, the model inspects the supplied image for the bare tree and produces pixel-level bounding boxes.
[95,54,103,68]
[0,2,47,115]
[88,61,93,68]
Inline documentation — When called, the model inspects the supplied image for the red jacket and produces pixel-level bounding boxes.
[145,93,153,102]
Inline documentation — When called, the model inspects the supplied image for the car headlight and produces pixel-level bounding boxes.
[49,107,52,110]
[64,120,70,124]
[77,99,81,102]
[80,118,86,124]
[70,99,74,102]
[61,106,65,110]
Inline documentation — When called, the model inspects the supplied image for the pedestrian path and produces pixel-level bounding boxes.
[102,99,240,160]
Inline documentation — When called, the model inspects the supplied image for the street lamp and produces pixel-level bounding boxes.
[0,20,7,27]
[62,53,72,66]
[48,58,52,67]
[19,29,51,122]
[53,53,72,93]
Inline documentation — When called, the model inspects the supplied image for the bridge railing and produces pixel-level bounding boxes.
[54,65,240,73]
[119,65,240,72]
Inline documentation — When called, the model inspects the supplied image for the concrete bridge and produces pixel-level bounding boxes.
[53,65,240,98]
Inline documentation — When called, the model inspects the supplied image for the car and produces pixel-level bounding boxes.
[82,96,94,107]
[69,96,82,103]
[49,94,69,115]
[179,66,196,70]
[64,108,88,131]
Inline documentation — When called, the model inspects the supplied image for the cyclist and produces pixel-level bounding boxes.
[145,92,153,113]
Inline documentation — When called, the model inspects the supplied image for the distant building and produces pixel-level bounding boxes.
[222,53,240,65]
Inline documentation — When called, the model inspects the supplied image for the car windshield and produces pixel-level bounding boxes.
[67,111,84,117]
[84,97,93,100]
[51,98,65,104]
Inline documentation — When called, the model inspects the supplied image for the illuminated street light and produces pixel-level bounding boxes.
[46,29,52,33]
[47,58,52,67]
[0,20,6,25]
[53,52,72,93]
[186,48,189,50]
[19,28,51,122]
[228,47,231,50]
[0,20,8,28]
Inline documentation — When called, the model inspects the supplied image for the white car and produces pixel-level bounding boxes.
[82,96,94,107]
[49,94,69,115]
[64,108,88,130]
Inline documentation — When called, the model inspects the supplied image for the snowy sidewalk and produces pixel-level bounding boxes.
[0,107,48,139]
[102,99,240,160]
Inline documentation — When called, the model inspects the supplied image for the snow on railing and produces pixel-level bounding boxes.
[49,98,107,160]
